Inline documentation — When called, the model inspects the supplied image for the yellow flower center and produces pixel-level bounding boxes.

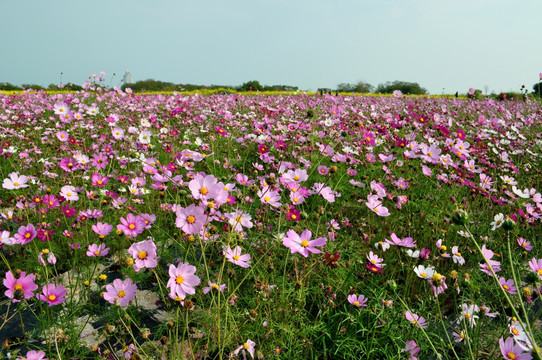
[293,176,299,181]
[94,250,101,256]
[14,284,23,291]
[421,272,427,278]
[291,214,297,220]
[455,252,461,257]
[14,182,20,186]
[211,284,219,289]
[264,196,271,202]
[187,216,196,224]
[427,152,432,156]
[233,255,240,261]
[138,251,147,259]
[117,290,126,298]
[200,187,208,195]
[353,301,360,307]
[301,240,309,248]
[176,276,184,285]
[128,224,135,230]
[25,233,31,239]
[48,295,57,301]
[537,269,542,276]
[432,273,443,282]
[235,216,242,223]
[503,285,510,290]
[243,343,250,350]
[507,353,517,360]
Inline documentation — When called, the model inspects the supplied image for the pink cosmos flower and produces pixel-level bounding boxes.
[365,195,390,217]
[499,337,533,360]
[117,213,146,237]
[37,283,67,306]
[4,270,38,302]
[1,230,16,246]
[127,239,158,272]
[167,262,201,300]
[87,243,110,257]
[282,168,308,183]
[258,188,282,208]
[404,340,420,360]
[17,350,48,360]
[202,281,226,294]
[517,238,533,251]
[385,233,416,248]
[225,210,253,232]
[14,223,37,245]
[91,173,110,187]
[367,251,386,268]
[499,277,517,294]
[3,172,29,190]
[59,185,79,201]
[188,174,222,201]
[348,294,368,308]
[224,246,251,268]
[282,229,327,257]
[312,183,338,203]
[92,222,113,238]
[234,339,256,359]
[405,311,427,328]
[528,258,542,279]
[175,204,206,235]
[103,278,137,307]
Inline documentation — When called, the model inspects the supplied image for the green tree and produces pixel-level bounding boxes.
[376,81,427,95]
[239,80,263,91]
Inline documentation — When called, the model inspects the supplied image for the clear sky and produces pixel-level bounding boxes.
[1,0,541,94]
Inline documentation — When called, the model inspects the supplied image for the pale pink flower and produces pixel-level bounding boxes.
[282,229,327,257]
[234,339,256,359]
[365,195,390,216]
[224,246,251,268]
[2,172,29,190]
[167,262,201,300]
[127,239,158,271]
[103,278,137,307]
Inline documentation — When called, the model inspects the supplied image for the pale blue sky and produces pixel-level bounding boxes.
[1,0,541,94]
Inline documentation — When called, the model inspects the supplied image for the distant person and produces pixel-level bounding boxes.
[455,92,458,98]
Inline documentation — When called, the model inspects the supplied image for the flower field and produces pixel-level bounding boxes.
[1,85,542,359]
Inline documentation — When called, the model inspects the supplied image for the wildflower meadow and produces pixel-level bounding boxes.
[0,79,541,359]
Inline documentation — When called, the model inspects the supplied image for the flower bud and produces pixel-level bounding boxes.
[502,217,516,231]
[451,209,469,225]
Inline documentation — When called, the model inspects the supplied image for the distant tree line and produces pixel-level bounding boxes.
[336,80,427,95]
[0,82,83,91]
[118,79,298,93]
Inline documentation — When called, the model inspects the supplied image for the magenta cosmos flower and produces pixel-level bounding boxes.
[2,172,29,190]
[103,278,137,307]
[224,246,251,268]
[4,270,38,302]
[175,204,206,235]
[282,229,327,257]
[127,239,158,272]
[37,283,67,306]
[117,213,146,237]
[499,277,517,294]
[167,262,201,300]
[499,337,533,360]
